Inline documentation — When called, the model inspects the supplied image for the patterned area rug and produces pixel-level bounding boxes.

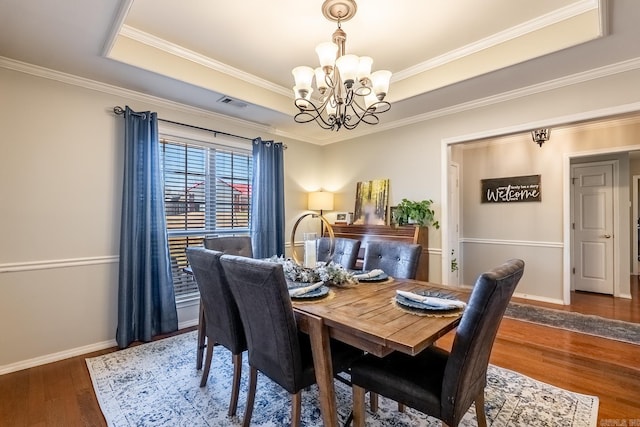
[86,331,598,427]
[505,302,640,345]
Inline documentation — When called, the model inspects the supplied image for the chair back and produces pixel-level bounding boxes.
[442,258,524,423]
[220,255,306,394]
[185,247,246,354]
[204,236,253,258]
[362,241,421,279]
[317,237,361,270]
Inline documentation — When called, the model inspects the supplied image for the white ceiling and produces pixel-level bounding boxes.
[1,0,638,145]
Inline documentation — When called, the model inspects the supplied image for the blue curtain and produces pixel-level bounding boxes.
[250,138,285,258]
[116,106,178,349]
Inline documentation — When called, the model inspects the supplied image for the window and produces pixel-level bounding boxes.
[160,137,252,300]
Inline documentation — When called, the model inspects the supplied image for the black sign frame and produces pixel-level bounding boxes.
[481,174,541,203]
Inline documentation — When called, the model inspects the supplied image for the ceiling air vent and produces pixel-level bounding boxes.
[217,96,248,109]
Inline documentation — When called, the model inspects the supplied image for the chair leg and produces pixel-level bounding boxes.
[353,384,367,427]
[291,391,302,427]
[475,392,487,427]
[199,340,214,387]
[228,353,242,417]
[196,304,206,369]
[369,392,378,412]
[397,402,405,412]
[242,367,258,427]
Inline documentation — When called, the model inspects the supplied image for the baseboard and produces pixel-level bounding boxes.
[0,339,117,376]
[511,291,564,305]
[0,325,199,376]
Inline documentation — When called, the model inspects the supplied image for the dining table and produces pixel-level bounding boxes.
[291,277,468,427]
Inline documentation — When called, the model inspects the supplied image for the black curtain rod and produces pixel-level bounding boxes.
[112,106,254,142]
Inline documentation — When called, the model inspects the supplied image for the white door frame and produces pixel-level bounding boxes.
[447,162,460,285]
[569,160,617,295]
[633,175,640,275]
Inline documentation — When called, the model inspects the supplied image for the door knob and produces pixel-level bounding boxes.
[603,234,611,238]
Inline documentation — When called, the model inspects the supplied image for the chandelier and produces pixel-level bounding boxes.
[292,0,392,131]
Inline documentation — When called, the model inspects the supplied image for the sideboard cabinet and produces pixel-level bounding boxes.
[327,224,429,281]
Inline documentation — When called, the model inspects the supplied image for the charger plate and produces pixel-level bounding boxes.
[352,270,389,282]
[393,290,464,317]
[288,283,330,299]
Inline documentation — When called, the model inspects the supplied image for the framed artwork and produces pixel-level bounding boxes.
[353,178,389,225]
[389,206,398,226]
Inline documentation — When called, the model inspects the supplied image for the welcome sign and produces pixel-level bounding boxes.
[481,175,541,203]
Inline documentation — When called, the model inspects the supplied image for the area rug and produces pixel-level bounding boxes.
[505,302,640,345]
[86,331,598,427]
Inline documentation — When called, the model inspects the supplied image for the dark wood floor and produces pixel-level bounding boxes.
[1,279,639,426]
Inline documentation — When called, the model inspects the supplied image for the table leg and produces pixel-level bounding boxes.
[307,314,338,427]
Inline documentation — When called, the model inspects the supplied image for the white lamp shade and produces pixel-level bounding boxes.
[308,191,334,211]
[314,67,328,92]
[292,66,315,91]
[335,54,359,83]
[371,70,392,98]
[316,42,339,69]
[364,91,378,109]
[357,56,373,82]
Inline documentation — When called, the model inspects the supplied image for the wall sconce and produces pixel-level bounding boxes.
[531,128,551,147]
[308,191,334,235]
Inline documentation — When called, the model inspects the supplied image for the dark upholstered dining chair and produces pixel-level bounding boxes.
[220,255,362,427]
[185,247,247,417]
[195,235,253,370]
[316,237,361,270]
[350,259,525,427]
[362,241,421,279]
[204,235,253,258]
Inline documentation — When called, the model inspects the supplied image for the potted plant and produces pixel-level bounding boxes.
[393,198,440,228]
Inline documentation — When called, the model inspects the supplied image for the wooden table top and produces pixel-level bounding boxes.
[293,279,468,357]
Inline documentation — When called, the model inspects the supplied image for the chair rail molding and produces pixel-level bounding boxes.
[0,255,119,273]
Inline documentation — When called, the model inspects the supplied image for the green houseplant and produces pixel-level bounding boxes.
[393,198,440,228]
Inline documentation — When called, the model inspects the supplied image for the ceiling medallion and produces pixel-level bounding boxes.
[292,0,391,131]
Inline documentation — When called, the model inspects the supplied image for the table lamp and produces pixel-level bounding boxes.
[308,191,334,235]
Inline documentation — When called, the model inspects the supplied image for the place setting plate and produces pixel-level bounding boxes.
[351,270,390,283]
[394,290,465,316]
[288,282,330,300]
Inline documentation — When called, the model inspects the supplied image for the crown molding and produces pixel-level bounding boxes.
[118,25,291,98]
[2,54,640,147]
[394,0,600,81]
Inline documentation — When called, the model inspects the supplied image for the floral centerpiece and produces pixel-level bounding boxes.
[267,256,358,287]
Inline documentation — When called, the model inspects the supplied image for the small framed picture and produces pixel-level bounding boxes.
[334,212,353,225]
[389,206,398,225]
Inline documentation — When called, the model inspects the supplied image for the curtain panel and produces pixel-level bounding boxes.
[116,106,178,349]
[250,138,285,259]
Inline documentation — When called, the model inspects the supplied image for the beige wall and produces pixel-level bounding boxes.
[2,61,640,373]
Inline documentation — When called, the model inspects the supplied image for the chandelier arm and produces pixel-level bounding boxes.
[293,98,340,130]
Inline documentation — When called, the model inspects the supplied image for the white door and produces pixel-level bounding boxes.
[572,163,615,294]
